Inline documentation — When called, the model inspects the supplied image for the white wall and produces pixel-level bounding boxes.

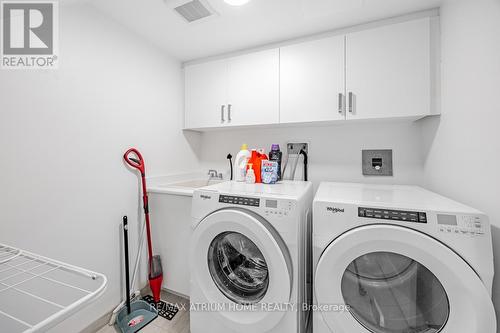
[199,121,425,188]
[2,0,499,330]
[420,0,500,325]
[0,3,200,332]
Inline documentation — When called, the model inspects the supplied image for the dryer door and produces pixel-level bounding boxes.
[315,225,496,333]
[191,208,292,333]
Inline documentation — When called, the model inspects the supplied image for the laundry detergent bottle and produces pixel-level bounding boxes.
[248,149,267,183]
[247,149,258,176]
[234,144,251,182]
[269,144,282,181]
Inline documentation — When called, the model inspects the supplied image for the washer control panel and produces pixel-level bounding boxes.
[358,207,427,223]
[218,195,293,218]
[264,199,293,218]
[219,195,260,207]
[437,214,485,236]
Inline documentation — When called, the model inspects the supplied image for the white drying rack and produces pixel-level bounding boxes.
[0,243,107,333]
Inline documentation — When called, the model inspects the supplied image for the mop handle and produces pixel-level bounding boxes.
[143,191,154,264]
[123,216,131,315]
[123,148,154,261]
[124,148,145,176]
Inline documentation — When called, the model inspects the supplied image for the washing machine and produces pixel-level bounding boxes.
[190,181,313,333]
[313,182,496,333]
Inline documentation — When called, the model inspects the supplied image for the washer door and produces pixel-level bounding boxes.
[315,225,496,333]
[191,208,292,332]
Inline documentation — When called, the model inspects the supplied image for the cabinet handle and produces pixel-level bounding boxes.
[338,93,345,114]
[221,105,225,122]
[228,104,232,122]
[348,92,354,114]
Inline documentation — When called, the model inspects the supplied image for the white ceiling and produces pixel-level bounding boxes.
[88,0,442,62]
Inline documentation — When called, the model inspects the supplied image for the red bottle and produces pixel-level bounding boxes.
[247,149,268,183]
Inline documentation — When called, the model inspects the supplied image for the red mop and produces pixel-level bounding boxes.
[124,148,163,303]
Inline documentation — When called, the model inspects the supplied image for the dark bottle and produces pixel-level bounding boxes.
[269,144,283,181]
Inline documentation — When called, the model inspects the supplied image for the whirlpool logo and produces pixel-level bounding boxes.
[326,207,345,213]
[200,194,212,200]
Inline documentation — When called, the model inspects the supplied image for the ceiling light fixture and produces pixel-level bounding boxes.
[224,0,251,6]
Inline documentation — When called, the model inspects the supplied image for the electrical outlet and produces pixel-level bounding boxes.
[362,149,393,176]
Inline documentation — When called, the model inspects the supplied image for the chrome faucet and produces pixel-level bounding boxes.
[208,169,223,180]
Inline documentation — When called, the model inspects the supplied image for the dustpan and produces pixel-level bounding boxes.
[116,216,158,333]
[116,300,158,333]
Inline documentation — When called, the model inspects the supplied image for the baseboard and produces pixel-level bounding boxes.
[161,287,189,300]
[79,308,115,333]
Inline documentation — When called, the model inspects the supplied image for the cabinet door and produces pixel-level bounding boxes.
[226,49,280,126]
[346,18,431,120]
[184,59,227,129]
[280,35,346,123]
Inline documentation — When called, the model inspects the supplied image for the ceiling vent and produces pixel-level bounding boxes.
[169,0,215,23]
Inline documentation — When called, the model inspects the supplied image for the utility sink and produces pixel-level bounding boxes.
[147,174,226,196]
[160,179,224,189]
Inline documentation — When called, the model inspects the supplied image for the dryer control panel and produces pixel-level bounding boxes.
[437,214,485,236]
[358,207,427,223]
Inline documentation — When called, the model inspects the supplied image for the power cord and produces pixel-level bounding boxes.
[227,154,233,180]
[300,149,308,181]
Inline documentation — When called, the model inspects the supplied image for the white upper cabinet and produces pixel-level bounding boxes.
[184,49,279,129]
[280,35,346,123]
[184,16,438,130]
[185,59,227,129]
[345,18,432,120]
[226,49,280,127]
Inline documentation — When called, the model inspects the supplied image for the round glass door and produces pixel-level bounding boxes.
[208,232,269,305]
[341,252,450,333]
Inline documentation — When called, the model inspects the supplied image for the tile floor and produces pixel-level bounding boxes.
[95,291,190,333]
